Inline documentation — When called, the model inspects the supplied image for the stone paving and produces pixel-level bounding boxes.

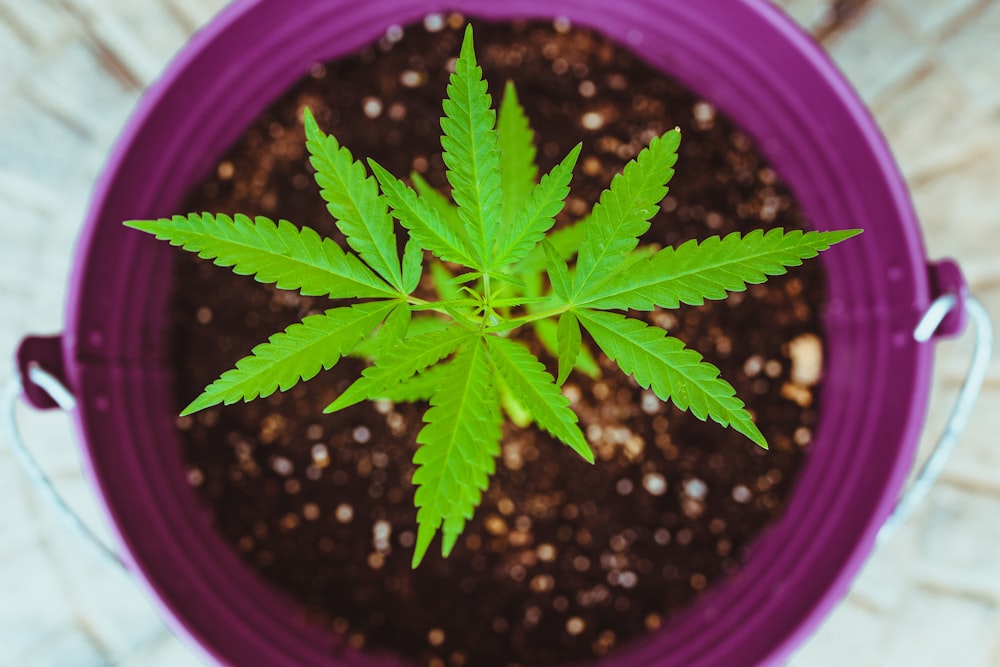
[1,0,998,665]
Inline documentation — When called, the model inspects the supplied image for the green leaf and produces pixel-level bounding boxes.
[490,272,527,289]
[373,302,411,356]
[412,338,501,565]
[411,172,467,244]
[522,270,544,302]
[182,300,395,415]
[572,130,681,299]
[541,239,571,299]
[556,311,582,385]
[378,361,451,403]
[303,108,404,291]
[485,336,594,463]
[410,298,480,312]
[349,315,449,360]
[369,159,477,267]
[498,80,538,229]
[576,309,766,448]
[428,261,461,302]
[514,218,588,275]
[490,296,549,309]
[125,214,396,299]
[534,318,601,380]
[494,143,582,268]
[447,271,482,287]
[581,229,863,310]
[325,324,474,413]
[496,369,533,427]
[401,238,424,294]
[441,25,503,267]
[619,243,661,271]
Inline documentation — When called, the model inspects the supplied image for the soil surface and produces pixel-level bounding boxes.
[173,16,826,667]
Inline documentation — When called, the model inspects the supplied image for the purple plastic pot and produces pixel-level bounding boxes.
[15,0,970,665]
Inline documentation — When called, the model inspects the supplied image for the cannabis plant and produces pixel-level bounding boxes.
[126,25,859,567]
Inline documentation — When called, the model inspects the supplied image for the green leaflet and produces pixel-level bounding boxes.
[325,324,474,413]
[496,369,533,427]
[541,239,571,300]
[581,229,862,310]
[374,302,412,357]
[349,314,449,361]
[303,108,404,291]
[534,318,601,380]
[572,130,681,300]
[182,300,395,415]
[378,361,451,403]
[494,144,582,268]
[441,25,503,268]
[412,338,501,565]
[401,238,424,294]
[526,242,599,381]
[556,311,582,386]
[498,80,538,230]
[490,296,549,309]
[448,271,483,287]
[411,172,469,247]
[369,159,476,266]
[485,336,594,463]
[576,309,767,448]
[125,214,396,299]
[514,218,588,274]
[428,261,462,301]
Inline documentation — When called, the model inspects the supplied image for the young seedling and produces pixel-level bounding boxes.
[126,25,860,567]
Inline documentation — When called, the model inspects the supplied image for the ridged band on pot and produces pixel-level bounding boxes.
[18,0,967,665]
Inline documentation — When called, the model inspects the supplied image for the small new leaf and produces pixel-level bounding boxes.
[325,324,474,413]
[498,80,538,229]
[379,361,451,403]
[375,303,412,356]
[514,217,588,275]
[349,315,449,361]
[494,143,582,268]
[412,338,501,565]
[534,318,602,380]
[401,239,424,294]
[556,311,582,385]
[541,239,571,300]
[369,159,476,267]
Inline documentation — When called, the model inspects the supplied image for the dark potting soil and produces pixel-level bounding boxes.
[173,17,826,667]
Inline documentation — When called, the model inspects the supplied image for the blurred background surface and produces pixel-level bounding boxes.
[1,0,998,664]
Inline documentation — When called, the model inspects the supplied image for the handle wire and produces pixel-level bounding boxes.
[877,295,993,545]
[1,365,122,566]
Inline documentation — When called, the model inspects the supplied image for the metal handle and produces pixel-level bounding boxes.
[1,364,122,565]
[877,294,993,545]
